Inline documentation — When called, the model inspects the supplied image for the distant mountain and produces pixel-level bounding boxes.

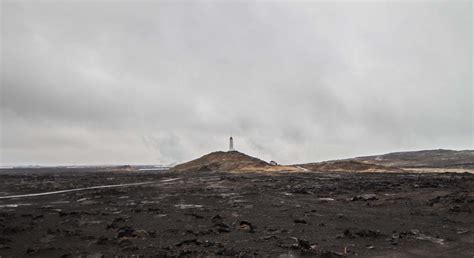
[353,149,474,169]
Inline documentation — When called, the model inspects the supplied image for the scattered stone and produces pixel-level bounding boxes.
[26,247,36,254]
[414,233,445,245]
[320,250,346,257]
[175,239,199,247]
[185,213,204,219]
[187,229,213,236]
[391,232,400,239]
[32,214,44,220]
[343,229,355,239]
[118,238,134,247]
[318,198,335,202]
[351,194,378,201]
[355,229,384,238]
[406,229,445,245]
[295,238,311,250]
[261,235,278,240]
[95,236,110,245]
[117,226,135,238]
[201,240,223,248]
[294,219,307,224]
[147,207,161,212]
[174,204,203,209]
[211,215,223,224]
[122,244,139,251]
[215,222,231,233]
[135,229,149,238]
[239,220,255,233]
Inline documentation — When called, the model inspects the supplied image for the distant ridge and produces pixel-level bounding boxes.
[299,160,403,173]
[171,149,474,173]
[354,149,474,169]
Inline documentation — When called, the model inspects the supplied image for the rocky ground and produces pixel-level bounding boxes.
[0,169,473,257]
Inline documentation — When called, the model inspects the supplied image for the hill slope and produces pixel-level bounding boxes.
[354,149,474,169]
[171,151,270,172]
[299,160,403,172]
[171,151,305,173]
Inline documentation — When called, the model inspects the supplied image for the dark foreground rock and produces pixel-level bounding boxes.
[0,169,473,257]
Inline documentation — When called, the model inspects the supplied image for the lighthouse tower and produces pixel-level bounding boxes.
[229,137,234,151]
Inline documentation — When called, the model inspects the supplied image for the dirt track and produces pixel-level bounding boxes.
[0,169,473,257]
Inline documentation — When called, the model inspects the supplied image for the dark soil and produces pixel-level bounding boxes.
[0,169,473,257]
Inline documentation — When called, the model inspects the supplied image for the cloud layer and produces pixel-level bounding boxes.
[1,1,472,165]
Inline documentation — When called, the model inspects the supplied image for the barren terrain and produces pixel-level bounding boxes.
[0,168,473,257]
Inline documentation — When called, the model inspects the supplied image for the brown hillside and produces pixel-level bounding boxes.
[300,160,403,172]
[171,151,270,172]
[354,149,474,169]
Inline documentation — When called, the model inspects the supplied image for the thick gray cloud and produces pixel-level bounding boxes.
[0,1,472,166]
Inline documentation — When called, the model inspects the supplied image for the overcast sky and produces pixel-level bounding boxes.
[1,0,472,166]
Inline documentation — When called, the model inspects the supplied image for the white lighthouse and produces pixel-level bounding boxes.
[229,136,234,151]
